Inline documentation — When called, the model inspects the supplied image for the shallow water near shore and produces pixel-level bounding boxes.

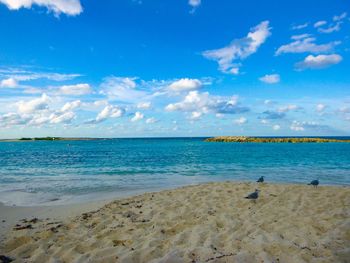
[0,137,350,206]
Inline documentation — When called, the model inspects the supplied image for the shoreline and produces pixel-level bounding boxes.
[1,179,349,208]
[1,135,350,143]
[205,136,350,143]
[0,137,107,142]
[1,181,349,262]
[0,184,200,238]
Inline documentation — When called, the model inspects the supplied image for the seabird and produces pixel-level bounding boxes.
[308,179,319,188]
[245,189,260,200]
[256,176,264,183]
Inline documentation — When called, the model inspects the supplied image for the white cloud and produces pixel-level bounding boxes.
[61,100,81,112]
[261,105,300,120]
[233,117,247,125]
[264,99,276,105]
[28,111,75,126]
[188,0,201,7]
[94,105,124,123]
[23,88,42,94]
[0,68,81,82]
[137,102,151,109]
[168,78,202,91]
[188,0,201,13]
[275,38,340,55]
[0,112,29,127]
[0,96,85,128]
[261,110,286,120]
[314,21,327,28]
[59,83,92,96]
[273,124,280,130]
[291,34,311,40]
[229,67,240,75]
[295,54,342,70]
[290,121,331,132]
[338,106,350,114]
[0,78,18,88]
[278,104,300,113]
[190,111,202,120]
[131,111,144,122]
[291,23,308,30]
[17,94,50,114]
[333,12,347,21]
[28,114,51,126]
[202,21,271,74]
[338,107,350,122]
[1,95,83,127]
[316,103,327,112]
[93,100,108,107]
[146,117,157,124]
[49,111,75,124]
[0,0,83,16]
[165,91,249,116]
[313,13,347,34]
[259,74,280,84]
[165,91,209,112]
[26,100,80,126]
[100,77,147,102]
[318,23,342,34]
[290,121,305,131]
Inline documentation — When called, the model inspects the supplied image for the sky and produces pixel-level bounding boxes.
[0,0,349,138]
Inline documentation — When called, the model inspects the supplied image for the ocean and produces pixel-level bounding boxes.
[0,137,349,206]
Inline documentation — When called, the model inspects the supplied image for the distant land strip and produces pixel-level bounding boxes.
[0,137,107,142]
[205,136,350,143]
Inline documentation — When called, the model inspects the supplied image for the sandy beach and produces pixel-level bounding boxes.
[0,200,114,242]
[0,182,349,263]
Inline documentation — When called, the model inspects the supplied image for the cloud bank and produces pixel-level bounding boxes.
[259,74,280,84]
[202,21,271,74]
[276,38,340,55]
[0,0,83,16]
[295,54,342,70]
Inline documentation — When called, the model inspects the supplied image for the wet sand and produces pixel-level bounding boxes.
[1,182,349,262]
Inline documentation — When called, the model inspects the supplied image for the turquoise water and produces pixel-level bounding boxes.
[0,138,349,206]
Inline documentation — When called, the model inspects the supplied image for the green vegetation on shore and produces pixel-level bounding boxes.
[19,137,62,141]
[0,137,104,142]
[205,136,350,143]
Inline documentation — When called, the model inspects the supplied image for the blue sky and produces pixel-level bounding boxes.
[0,0,349,138]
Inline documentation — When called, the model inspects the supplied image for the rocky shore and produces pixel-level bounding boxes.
[205,136,350,143]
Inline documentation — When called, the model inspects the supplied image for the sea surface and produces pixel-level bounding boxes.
[0,137,349,206]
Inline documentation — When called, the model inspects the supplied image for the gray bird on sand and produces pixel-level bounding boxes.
[256,176,264,183]
[245,189,260,200]
[308,179,319,187]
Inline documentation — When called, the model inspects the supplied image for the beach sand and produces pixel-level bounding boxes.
[0,200,113,242]
[0,182,349,262]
